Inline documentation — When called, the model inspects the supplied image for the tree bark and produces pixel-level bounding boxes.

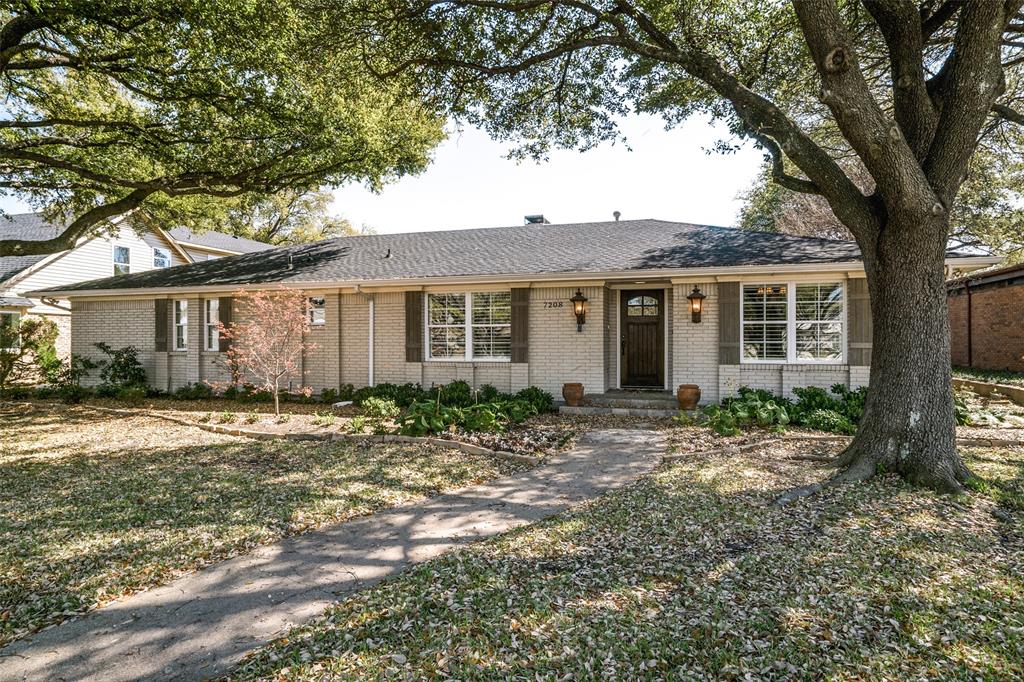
[836,210,971,492]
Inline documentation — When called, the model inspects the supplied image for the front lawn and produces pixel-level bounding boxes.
[0,403,526,646]
[231,437,1024,681]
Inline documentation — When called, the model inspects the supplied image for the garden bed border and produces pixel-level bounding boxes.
[953,377,1024,407]
[80,404,542,465]
[661,432,1024,463]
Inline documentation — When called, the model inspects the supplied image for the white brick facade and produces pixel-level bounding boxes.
[69,279,873,401]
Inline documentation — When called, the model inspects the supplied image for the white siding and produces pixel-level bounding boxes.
[6,228,187,317]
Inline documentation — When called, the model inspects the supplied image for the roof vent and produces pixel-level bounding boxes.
[524,214,550,225]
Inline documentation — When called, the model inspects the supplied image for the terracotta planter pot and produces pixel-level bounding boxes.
[677,384,701,411]
[562,382,585,407]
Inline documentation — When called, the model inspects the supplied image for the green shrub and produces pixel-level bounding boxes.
[363,397,400,420]
[702,388,790,435]
[514,386,555,413]
[430,380,474,407]
[802,408,856,434]
[198,412,213,423]
[347,415,368,433]
[217,411,236,424]
[115,386,147,404]
[312,411,336,427]
[244,412,260,424]
[173,382,214,401]
[477,383,501,403]
[94,343,147,391]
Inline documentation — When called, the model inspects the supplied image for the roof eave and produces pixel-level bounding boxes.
[28,254,1003,300]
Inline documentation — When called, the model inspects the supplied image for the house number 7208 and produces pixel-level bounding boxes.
[543,301,564,309]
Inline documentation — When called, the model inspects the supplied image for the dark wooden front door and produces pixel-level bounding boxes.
[620,289,664,388]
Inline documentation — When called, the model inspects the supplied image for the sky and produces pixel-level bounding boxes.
[0,113,768,233]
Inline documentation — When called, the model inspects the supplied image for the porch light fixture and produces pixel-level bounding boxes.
[687,286,706,323]
[570,289,588,332]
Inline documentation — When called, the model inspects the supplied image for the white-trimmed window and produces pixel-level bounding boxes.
[153,246,171,268]
[173,300,188,351]
[204,299,219,351]
[741,282,844,363]
[427,291,511,361]
[308,296,326,326]
[113,245,131,275]
[1,311,20,350]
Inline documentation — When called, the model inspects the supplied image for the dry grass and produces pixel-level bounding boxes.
[0,402,526,646]
[231,438,1024,681]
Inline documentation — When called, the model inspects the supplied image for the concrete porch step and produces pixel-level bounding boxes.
[558,405,682,418]
[581,390,679,410]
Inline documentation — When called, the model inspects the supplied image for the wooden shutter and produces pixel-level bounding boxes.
[847,278,872,366]
[154,299,168,352]
[218,296,233,353]
[510,288,529,363]
[718,282,741,364]
[405,291,423,362]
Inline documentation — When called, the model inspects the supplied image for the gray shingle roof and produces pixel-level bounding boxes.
[168,228,274,254]
[38,219,876,294]
[0,213,58,284]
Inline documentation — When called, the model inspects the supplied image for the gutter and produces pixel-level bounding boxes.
[26,255,1003,300]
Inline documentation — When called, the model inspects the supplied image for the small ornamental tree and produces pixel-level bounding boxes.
[217,289,317,416]
[0,316,58,390]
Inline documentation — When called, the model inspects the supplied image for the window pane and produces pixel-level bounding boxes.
[796,283,843,321]
[429,293,465,326]
[429,326,465,358]
[796,322,843,360]
[308,296,326,325]
[153,247,170,268]
[743,323,787,360]
[472,325,511,359]
[471,292,511,359]
[743,284,787,323]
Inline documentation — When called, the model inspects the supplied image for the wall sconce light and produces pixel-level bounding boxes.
[687,285,706,323]
[570,289,588,332]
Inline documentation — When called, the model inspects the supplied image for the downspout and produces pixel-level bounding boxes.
[356,285,374,387]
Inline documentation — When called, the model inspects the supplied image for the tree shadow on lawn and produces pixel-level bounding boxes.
[0,426,513,646]
[232,448,1024,681]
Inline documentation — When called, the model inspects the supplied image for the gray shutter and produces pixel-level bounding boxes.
[154,299,168,352]
[510,288,529,363]
[847,278,872,365]
[718,282,740,364]
[405,291,423,362]
[218,296,233,353]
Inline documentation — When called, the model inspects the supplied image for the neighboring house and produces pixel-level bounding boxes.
[948,262,1024,372]
[32,218,998,402]
[0,212,273,358]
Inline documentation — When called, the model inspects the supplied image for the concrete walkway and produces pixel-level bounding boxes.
[0,428,665,682]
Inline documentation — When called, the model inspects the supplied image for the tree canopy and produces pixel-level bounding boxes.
[342,0,1024,494]
[218,189,368,246]
[0,1,444,256]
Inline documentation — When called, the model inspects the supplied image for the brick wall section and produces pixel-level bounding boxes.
[948,293,969,366]
[948,284,1024,371]
[603,287,617,390]
[71,299,155,386]
[673,282,719,403]
[69,277,874,399]
[305,293,340,392]
[340,293,369,387]
[528,285,606,395]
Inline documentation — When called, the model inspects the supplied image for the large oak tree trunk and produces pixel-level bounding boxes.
[836,212,972,492]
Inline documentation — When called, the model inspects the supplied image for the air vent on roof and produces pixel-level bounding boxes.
[524,214,550,225]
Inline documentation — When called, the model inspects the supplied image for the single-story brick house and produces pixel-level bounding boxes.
[31,219,998,403]
[948,262,1024,372]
